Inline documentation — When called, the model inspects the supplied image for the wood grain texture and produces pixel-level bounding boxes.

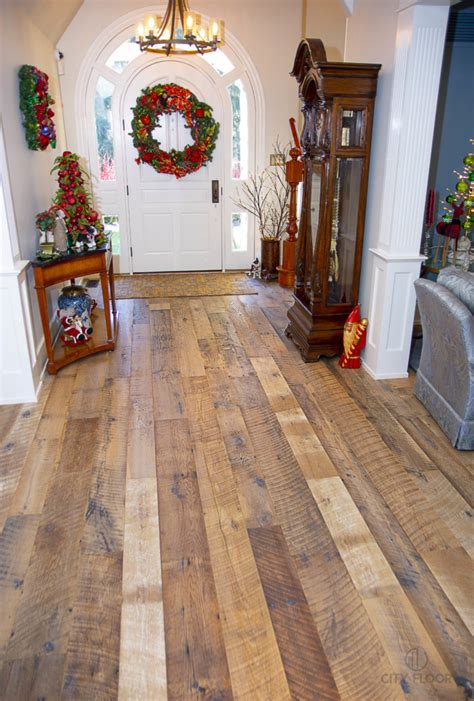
[310,477,460,700]
[60,552,123,699]
[248,525,340,700]
[242,406,402,700]
[0,515,40,655]
[192,439,292,701]
[154,414,231,699]
[289,377,473,684]
[0,381,53,530]
[303,365,461,553]
[119,478,167,700]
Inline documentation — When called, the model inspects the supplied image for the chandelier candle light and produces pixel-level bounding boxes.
[135,0,224,55]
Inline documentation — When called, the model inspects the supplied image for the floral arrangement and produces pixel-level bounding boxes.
[51,151,106,247]
[18,65,56,150]
[130,82,219,179]
[35,209,56,232]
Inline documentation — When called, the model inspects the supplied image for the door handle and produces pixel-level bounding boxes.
[212,180,219,203]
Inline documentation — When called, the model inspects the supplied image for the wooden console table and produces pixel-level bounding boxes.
[32,246,118,374]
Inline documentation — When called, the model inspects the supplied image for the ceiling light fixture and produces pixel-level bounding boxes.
[135,0,225,56]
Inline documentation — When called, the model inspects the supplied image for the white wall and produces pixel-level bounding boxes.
[58,0,303,170]
[344,0,399,317]
[305,0,348,61]
[0,0,69,398]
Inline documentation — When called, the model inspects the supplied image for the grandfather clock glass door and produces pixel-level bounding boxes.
[328,157,363,305]
[287,39,380,362]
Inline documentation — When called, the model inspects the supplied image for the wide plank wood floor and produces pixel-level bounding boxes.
[0,281,472,700]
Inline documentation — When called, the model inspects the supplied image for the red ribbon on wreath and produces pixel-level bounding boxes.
[129,82,219,179]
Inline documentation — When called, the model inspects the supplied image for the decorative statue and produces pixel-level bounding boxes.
[247,257,262,279]
[339,304,368,369]
[58,314,90,346]
[52,208,68,253]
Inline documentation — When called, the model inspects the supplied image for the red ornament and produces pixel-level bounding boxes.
[143,152,153,163]
[195,108,204,118]
[141,114,151,126]
[67,196,76,205]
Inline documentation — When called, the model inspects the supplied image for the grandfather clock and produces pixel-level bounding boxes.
[286,39,380,361]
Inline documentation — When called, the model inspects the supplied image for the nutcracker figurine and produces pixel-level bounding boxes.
[339,304,368,369]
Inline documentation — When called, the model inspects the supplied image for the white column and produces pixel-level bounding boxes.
[0,121,39,404]
[362,3,449,379]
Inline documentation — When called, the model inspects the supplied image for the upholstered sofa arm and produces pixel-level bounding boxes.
[414,278,474,420]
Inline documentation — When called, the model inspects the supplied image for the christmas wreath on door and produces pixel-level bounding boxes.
[130,82,219,179]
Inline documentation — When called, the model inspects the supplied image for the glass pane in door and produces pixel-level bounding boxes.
[310,162,322,252]
[340,109,365,148]
[328,158,363,304]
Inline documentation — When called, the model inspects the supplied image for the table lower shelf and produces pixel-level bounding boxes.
[48,307,118,374]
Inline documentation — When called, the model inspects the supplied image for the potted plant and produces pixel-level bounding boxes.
[35,208,57,257]
[232,140,290,279]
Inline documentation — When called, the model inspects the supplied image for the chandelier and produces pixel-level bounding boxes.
[135,0,225,56]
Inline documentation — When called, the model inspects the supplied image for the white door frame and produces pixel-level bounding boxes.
[75,6,265,273]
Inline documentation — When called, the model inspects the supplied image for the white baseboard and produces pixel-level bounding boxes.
[362,359,409,381]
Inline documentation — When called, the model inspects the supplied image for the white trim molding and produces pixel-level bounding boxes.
[0,118,42,404]
[70,5,266,273]
[0,262,41,404]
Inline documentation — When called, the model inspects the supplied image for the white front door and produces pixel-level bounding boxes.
[123,61,223,273]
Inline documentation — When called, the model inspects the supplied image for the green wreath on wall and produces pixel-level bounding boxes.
[129,82,219,180]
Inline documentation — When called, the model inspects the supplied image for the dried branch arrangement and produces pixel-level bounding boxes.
[232,139,290,240]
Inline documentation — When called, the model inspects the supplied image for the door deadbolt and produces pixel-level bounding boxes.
[212,180,219,203]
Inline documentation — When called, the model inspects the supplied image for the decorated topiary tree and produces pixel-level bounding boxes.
[51,151,106,249]
[425,142,474,273]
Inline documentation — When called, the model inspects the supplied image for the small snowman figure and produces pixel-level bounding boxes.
[85,226,97,250]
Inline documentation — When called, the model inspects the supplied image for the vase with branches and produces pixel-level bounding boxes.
[232,139,290,278]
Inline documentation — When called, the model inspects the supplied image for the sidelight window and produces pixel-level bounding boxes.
[94,77,115,181]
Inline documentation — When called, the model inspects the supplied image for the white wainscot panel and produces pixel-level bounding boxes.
[143,213,173,253]
[387,271,412,352]
[143,190,207,204]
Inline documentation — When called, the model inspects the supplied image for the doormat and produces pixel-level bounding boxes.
[113,272,259,299]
